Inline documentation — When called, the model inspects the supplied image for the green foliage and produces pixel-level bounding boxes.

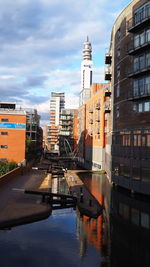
[26,137,38,160]
[0,161,18,176]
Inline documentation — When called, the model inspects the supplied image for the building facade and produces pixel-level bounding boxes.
[0,102,26,164]
[44,125,59,152]
[108,0,150,195]
[59,109,78,156]
[84,83,110,170]
[26,108,43,151]
[47,92,65,152]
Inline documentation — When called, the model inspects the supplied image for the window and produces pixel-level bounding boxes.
[131,208,140,226]
[0,158,7,162]
[117,47,121,58]
[145,77,150,93]
[147,135,150,146]
[134,57,139,71]
[1,132,8,135]
[145,3,150,17]
[117,28,121,39]
[134,6,145,25]
[134,34,140,48]
[139,55,145,69]
[1,118,9,122]
[116,106,119,118]
[141,213,149,229]
[117,66,120,77]
[133,135,141,146]
[146,29,150,42]
[1,145,8,148]
[134,101,150,113]
[139,79,144,95]
[142,168,150,182]
[138,103,143,112]
[134,3,150,25]
[144,102,150,112]
[133,80,139,96]
[140,32,145,45]
[146,53,150,67]
[116,84,120,97]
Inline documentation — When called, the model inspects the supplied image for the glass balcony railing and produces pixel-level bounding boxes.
[127,12,150,32]
[128,83,150,100]
[128,62,150,78]
[127,39,150,55]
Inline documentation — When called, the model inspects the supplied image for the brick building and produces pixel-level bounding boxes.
[0,102,26,164]
[107,0,150,195]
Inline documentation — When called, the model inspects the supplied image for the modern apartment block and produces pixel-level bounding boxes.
[84,83,110,170]
[0,102,26,164]
[44,124,59,152]
[107,0,150,195]
[50,92,65,125]
[47,92,65,152]
[59,109,78,156]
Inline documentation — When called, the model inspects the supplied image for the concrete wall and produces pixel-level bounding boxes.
[85,145,105,170]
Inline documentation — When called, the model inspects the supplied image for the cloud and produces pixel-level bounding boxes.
[0,0,131,126]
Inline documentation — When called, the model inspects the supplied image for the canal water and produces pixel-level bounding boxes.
[0,171,150,266]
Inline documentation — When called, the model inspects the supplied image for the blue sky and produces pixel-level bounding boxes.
[0,0,131,126]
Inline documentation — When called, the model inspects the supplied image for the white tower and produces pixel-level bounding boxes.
[80,36,93,106]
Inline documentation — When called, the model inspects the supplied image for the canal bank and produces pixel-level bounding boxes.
[0,167,52,229]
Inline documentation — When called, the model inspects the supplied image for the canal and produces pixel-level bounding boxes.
[0,171,150,266]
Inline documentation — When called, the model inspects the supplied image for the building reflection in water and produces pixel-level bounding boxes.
[110,187,150,267]
[77,171,150,266]
[76,172,111,264]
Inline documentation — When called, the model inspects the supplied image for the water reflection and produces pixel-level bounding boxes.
[110,187,150,267]
[79,171,150,267]
[1,170,150,266]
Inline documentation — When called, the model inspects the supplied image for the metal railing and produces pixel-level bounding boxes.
[127,11,150,31]
[128,83,150,99]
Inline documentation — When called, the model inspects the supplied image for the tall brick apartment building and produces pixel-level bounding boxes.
[107,0,150,195]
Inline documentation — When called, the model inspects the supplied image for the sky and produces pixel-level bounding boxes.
[0,0,131,127]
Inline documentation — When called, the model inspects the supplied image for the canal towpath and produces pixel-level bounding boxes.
[0,167,52,229]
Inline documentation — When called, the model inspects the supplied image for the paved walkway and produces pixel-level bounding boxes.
[0,168,52,229]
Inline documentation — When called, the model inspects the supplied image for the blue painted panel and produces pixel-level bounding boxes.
[0,122,26,129]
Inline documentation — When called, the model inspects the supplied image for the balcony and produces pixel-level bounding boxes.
[96,128,100,134]
[105,54,112,65]
[95,103,100,110]
[96,115,100,122]
[105,90,111,97]
[60,116,72,121]
[104,101,111,113]
[88,106,93,113]
[127,13,150,33]
[88,118,93,124]
[128,84,150,101]
[105,66,112,81]
[59,121,72,126]
[127,39,150,56]
[128,63,150,78]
